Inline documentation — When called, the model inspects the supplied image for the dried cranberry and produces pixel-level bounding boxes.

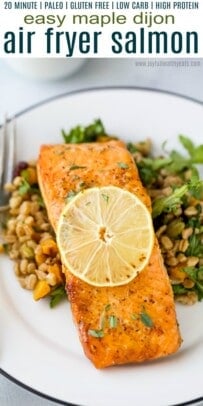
[13,161,28,178]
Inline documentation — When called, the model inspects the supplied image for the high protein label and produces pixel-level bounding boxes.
[0,0,202,57]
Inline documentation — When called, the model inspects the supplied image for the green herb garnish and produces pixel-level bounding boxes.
[137,157,172,186]
[101,194,109,203]
[88,329,104,338]
[117,162,129,169]
[152,178,203,219]
[140,311,154,328]
[99,304,111,329]
[18,179,31,196]
[109,315,118,329]
[183,267,203,298]
[127,142,137,154]
[66,190,78,202]
[186,234,203,257]
[62,119,105,144]
[179,135,203,164]
[49,286,67,308]
[69,165,87,171]
[165,135,203,174]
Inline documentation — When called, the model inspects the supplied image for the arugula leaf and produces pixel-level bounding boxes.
[137,164,156,186]
[62,119,105,144]
[183,267,198,280]
[167,135,203,174]
[152,178,203,219]
[172,284,189,295]
[152,184,188,218]
[179,135,195,156]
[179,135,203,164]
[167,150,190,173]
[186,234,203,257]
[18,179,31,196]
[140,157,172,171]
[197,269,203,281]
[127,142,137,154]
[183,267,203,300]
[49,286,67,308]
[137,157,172,186]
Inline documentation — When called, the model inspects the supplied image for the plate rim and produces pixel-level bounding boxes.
[11,85,203,122]
[1,85,203,406]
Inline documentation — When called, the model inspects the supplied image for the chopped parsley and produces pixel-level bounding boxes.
[99,303,111,329]
[69,165,87,171]
[140,311,154,328]
[88,329,104,338]
[109,315,118,329]
[117,162,129,169]
[101,194,109,203]
[131,309,153,327]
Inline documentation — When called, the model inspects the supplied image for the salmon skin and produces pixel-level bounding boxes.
[37,141,181,368]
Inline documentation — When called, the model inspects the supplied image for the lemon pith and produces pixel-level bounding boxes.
[57,186,154,287]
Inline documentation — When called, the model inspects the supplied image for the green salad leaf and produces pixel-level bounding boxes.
[152,178,203,219]
[62,119,105,144]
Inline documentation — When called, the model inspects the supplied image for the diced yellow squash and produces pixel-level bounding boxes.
[41,239,58,256]
[33,280,51,300]
[169,265,187,282]
[48,263,63,284]
[28,167,38,185]
[35,251,47,265]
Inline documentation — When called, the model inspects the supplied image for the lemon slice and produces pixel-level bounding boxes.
[57,186,154,287]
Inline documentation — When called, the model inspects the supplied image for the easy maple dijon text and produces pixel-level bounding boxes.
[24,12,175,29]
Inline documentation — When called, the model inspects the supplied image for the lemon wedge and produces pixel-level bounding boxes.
[57,186,154,287]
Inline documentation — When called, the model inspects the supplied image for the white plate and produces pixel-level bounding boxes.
[0,88,203,406]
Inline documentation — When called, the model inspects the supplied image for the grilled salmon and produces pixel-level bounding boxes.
[37,141,181,368]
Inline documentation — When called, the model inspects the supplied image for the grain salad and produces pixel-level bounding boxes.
[1,119,203,306]
[0,161,66,307]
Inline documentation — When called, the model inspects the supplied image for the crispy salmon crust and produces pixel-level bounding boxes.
[37,141,181,368]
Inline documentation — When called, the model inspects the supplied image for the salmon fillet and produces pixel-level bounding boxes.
[37,141,181,368]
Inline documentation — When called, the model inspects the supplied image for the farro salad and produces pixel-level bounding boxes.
[1,119,203,307]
